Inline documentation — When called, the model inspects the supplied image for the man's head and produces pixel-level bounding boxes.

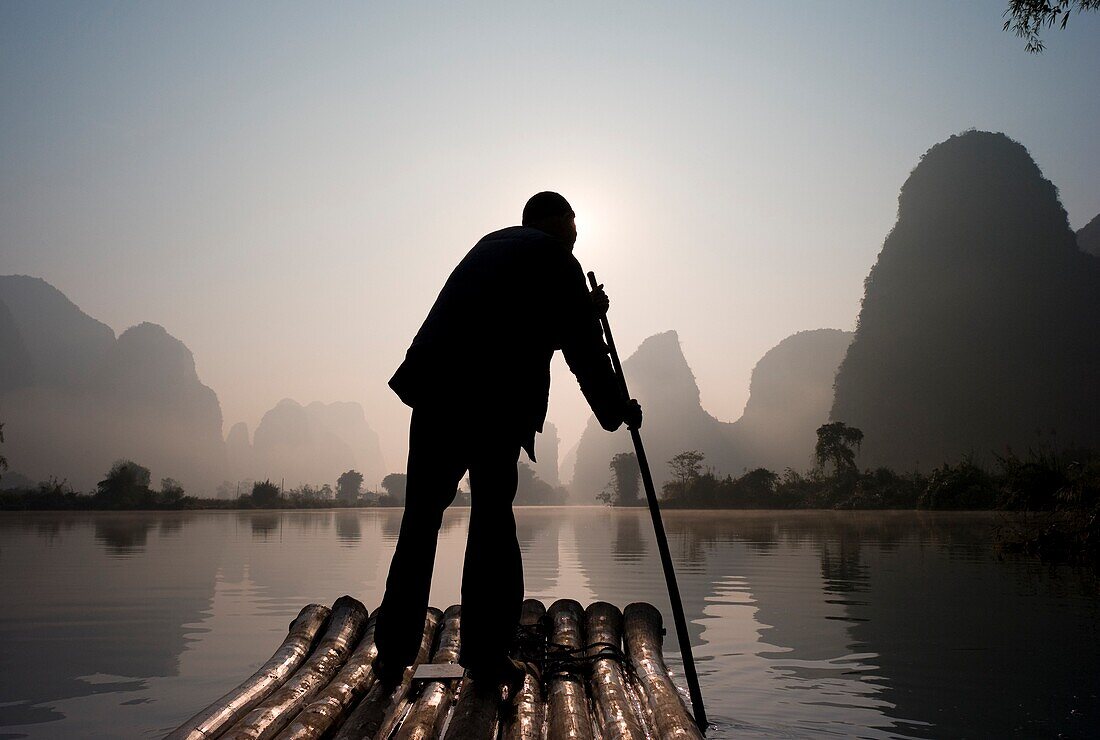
[522,191,577,249]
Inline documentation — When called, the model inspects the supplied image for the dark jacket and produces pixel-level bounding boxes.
[389,226,625,458]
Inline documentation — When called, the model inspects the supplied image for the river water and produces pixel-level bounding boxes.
[0,509,1096,738]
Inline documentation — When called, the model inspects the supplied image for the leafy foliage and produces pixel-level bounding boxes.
[286,483,333,504]
[336,470,364,502]
[602,452,641,506]
[250,479,281,507]
[0,478,85,510]
[88,461,192,508]
[381,473,408,504]
[160,478,185,505]
[0,420,7,480]
[96,460,153,508]
[663,450,705,501]
[1003,0,1099,52]
[659,437,1100,560]
[815,422,864,476]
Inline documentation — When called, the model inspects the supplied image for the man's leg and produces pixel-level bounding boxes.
[374,407,464,670]
[458,438,523,673]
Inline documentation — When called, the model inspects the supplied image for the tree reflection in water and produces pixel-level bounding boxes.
[335,511,361,545]
[613,511,645,562]
[95,515,154,556]
[247,513,280,540]
[516,511,561,593]
[157,514,191,538]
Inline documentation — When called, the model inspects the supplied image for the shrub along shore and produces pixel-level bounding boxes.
[1,427,1096,564]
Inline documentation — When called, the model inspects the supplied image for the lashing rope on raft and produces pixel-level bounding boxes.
[513,622,632,686]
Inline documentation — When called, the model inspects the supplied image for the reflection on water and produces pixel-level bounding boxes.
[335,512,361,546]
[95,515,154,556]
[247,513,281,540]
[0,509,1096,738]
[613,512,645,562]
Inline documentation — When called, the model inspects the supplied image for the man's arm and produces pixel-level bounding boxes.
[556,255,629,431]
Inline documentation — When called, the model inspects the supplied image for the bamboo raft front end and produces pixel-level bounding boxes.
[167,597,704,740]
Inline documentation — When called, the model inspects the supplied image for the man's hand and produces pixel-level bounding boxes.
[590,284,609,317]
[623,398,642,430]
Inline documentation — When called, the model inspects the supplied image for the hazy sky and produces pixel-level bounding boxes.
[3,1,1098,473]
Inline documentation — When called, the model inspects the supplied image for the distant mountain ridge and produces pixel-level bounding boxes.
[227,399,386,489]
[1078,212,1100,256]
[529,421,561,487]
[0,275,225,491]
[0,276,114,389]
[728,329,854,473]
[830,131,1100,468]
[0,298,34,392]
[5,133,1096,495]
[0,275,387,494]
[569,329,851,497]
[569,331,731,498]
[571,134,1100,492]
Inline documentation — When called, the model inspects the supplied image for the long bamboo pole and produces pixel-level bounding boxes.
[587,270,708,733]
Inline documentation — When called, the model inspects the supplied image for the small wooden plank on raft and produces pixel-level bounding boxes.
[413,663,466,681]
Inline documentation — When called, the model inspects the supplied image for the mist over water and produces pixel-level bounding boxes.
[1,509,1096,739]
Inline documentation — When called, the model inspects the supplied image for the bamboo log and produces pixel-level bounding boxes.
[332,607,441,740]
[440,593,543,738]
[500,599,546,740]
[394,605,462,740]
[584,602,647,740]
[448,597,546,739]
[274,612,378,740]
[441,677,500,740]
[623,603,703,740]
[223,596,369,740]
[166,604,332,740]
[545,599,593,740]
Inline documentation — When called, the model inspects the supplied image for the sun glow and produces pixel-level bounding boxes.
[553,180,625,270]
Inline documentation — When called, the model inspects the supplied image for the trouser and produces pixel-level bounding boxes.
[374,406,524,670]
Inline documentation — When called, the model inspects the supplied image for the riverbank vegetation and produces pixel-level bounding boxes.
[3,423,1097,563]
[0,460,403,511]
[645,424,1099,563]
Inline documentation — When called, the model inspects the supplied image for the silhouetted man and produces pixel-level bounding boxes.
[373,191,641,689]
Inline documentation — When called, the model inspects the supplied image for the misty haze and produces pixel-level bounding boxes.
[1,2,1098,739]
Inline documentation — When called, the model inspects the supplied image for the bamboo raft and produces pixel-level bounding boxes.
[167,596,704,740]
